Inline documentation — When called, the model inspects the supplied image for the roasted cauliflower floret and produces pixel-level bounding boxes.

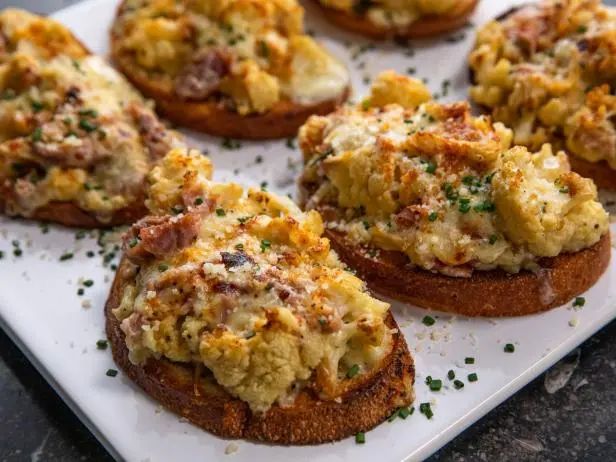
[368,70,432,109]
[492,145,609,256]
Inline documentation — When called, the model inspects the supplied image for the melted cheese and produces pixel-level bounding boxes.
[299,71,609,275]
[469,0,616,168]
[115,148,393,413]
[113,0,349,114]
[0,9,184,221]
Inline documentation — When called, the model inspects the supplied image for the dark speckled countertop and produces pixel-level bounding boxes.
[1,1,615,461]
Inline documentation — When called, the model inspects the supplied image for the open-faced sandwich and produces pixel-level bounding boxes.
[110,0,350,140]
[312,0,479,39]
[105,148,414,444]
[298,71,610,317]
[0,9,183,227]
[469,0,616,189]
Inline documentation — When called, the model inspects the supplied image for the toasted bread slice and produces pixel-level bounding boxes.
[0,198,146,229]
[0,9,184,228]
[110,54,350,140]
[325,229,610,317]
[312,0,478,39]
[105,257,415,444]
[110,0,350,140]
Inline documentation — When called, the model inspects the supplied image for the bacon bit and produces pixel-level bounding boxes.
[220,251,252,269]
[174,49,231,100]
[395,204,429,228]
[128,104,176,160]
[124,213,202,262]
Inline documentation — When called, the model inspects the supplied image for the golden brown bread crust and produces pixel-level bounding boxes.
[325,230,611,317]
[568,156,616,191]
[109,6,350,140]
[312,0,478,39]
[105,257,415,444]
[0,198,147,228]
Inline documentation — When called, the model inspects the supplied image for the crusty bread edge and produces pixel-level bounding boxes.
[326,230,611,317]
[105,256,415,444]
[311,0,478,39]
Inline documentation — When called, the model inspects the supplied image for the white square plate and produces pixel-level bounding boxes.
[1,0,614,460]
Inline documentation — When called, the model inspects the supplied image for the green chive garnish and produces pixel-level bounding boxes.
[504,343,515,353]
[468,373,478,382]
[422,315,435,326]
[347,364,360,378]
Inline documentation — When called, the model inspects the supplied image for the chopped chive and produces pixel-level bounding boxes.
[429,379,442,392]
[106,368,118,377]
[419,402,433,419]
[128,237,139,248]
[447,370,455,380]
[83,279,94,287]
[458,198,471,213]
[235,243,244,250]
[347,364,360,378]
[489,234,498,245]
[428,212,438,222]
[158,263,169,272]
[422,315,435,326]
[468,373,478,382]
[355,432,365,444]
[425,161,437,174]
[194,197,204,205]
[425,375,432,385]
[96,339,108,350]
[77,288,84,296]
[465,357,475,364]
[31,127,43,142]
[398,407,411,419]
[573,297,585,307]
[454,380,464,389]
[59,252,74,261]
[504,343,515,353]
[86,251,95,258]
[216,208,226,217]
[13,248,22,257]
[260,239,271,252]
[78,108,98,117]
[79,118,98,132]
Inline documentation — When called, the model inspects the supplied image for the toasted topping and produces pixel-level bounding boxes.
[114,148,393,413]
[0,9,183,221]
[319,0,459,29]
[113,0,349,114]
[299,71,609,275]
[469,0,616,167]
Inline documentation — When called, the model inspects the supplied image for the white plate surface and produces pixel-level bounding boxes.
[1,1,615,461]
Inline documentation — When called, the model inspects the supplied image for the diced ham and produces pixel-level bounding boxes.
[128,104,176,160]
[174,49,231,100]
[124,212,202,262]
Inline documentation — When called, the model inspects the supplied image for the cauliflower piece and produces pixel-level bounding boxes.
[492,144,608,256]
[368,70,431,109]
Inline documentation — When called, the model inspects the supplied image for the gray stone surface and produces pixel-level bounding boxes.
[0,0,615,461]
